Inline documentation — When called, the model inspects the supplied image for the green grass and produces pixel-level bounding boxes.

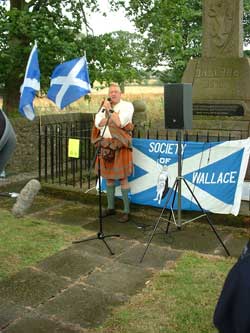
[0,208,237,332]
[0,209,88,281]
[91,252,236,333]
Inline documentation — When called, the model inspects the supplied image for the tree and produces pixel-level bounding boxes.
[3,0,249,114]
[123,0,250,83]
[86,31,147,89]
[0,0,92,113]
[0,0,146,114]
[243,0,250,46]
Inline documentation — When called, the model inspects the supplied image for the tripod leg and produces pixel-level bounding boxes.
[166,202,176,234]
[97,232,120,255]
[140,179,178,263]
[101,238,115,255]
[168,181,179,229]
[164,179,180,234]
[204,213,230,256]
[183,178,230,256]
[72,236,99,244]
[139,216,162,263]
[72,143,120,255]
[166,221,171,234]
[72,233,120,254]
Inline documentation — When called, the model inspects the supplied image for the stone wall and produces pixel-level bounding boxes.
[5,102,148,176]
[6,113,92,176]
[5,110,250,181]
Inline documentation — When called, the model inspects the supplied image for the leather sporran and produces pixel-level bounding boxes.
[101,147,115,162]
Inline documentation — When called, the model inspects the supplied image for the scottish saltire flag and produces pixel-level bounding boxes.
[19,42,40,120]
[102,138,250,216]
[47,56,91,109]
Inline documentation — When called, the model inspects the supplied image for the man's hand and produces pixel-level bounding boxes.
[99,118,108,127]
[103,100,112,110]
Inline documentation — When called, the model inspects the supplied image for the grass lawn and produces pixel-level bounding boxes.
[0,208,236,332]
[0,209,88,281]
[90,252,235,333]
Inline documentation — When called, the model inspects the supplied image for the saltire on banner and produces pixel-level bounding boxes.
[101,138,250,216]
[19,42,40,120]
[47,56,91,109]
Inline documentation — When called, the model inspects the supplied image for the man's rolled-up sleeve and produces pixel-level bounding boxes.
[95,109,105,129]
[119,103,134,127]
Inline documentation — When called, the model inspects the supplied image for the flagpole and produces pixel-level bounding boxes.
[19,41,40,120]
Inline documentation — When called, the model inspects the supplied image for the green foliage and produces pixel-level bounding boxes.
[86,31,147,86]
[125,0,250,83]
[1,0,250,111]
[125,0,202,83]
[243,0,250,47]
[0,0,147,113]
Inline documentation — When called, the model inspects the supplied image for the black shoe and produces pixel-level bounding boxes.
[102,209,116,218]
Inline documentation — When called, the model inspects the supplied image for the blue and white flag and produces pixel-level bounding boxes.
[102,138,250,216]
[47,56,91,109]
[19,42,40,120]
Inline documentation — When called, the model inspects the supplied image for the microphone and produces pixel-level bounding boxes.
[12,179,41,217]
[101,97,114,113]
[106,97,114,113]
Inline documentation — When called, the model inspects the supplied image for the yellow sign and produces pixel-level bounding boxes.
[68,138,80,158]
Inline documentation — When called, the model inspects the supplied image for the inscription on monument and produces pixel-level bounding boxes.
[194,63,241,96]
[193,104,244,116]
[196,67,240,78]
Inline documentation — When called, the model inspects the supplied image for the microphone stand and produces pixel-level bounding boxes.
[72,109,120,255]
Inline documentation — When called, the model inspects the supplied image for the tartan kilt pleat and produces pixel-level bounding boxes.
[95,147,133,179]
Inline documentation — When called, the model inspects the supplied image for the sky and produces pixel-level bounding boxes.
[1,0,135,35]
[86,0,135,35]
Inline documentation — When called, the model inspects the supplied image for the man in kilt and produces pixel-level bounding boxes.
[92,83,134,223]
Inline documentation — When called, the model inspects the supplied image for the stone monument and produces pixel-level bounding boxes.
[182,0,250,118]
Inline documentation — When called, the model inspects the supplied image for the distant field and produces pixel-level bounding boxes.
[0,85,165,125]
[31,85,164,125]
[93,85,164,95]
[33,84,163,104]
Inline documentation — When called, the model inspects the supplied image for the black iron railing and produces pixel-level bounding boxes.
[38,120,93,188]
[38,120,249,189]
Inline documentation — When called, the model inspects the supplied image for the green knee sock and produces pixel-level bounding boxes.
[107,185,115,209]
[121,188,130,214]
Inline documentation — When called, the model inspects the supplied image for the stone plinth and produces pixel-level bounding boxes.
[182,57,250,116]
[182,0,250,117]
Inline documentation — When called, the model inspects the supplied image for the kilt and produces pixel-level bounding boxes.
[95,146,133,180]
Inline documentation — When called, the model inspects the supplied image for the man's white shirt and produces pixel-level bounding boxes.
[95,100,134,138]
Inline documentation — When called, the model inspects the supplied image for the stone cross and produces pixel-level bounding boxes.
[182,0,250,118]
[202,0,243,58]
